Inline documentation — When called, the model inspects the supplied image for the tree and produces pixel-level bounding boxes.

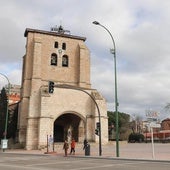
[0,88,19,140]
[7,104,18,140]
[130,114,143,133]
[107,111,131,140]
[165,103,170,111]
[164,103,170,117]
[0,88,8,139]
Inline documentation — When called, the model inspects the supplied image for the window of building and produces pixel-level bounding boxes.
[62,43,66,50]
[54,41,58,48]
[62,55,69,67]
[51,53,57,66]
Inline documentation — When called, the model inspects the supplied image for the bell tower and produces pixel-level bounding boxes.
[19,25,108,150]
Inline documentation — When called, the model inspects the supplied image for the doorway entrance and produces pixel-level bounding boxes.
[54,113,83,142]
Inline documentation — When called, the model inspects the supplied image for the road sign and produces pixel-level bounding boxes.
[147,117,158,122]
[1,139,8,149]
[150,122,161,128]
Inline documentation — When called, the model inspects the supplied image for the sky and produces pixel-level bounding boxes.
[0,0,170,120]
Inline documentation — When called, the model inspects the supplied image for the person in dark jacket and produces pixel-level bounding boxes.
[63,140,69,156]
[83,139,88,150]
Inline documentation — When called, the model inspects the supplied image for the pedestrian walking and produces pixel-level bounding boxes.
[63,140,69,156]
[70,138,76,155]
[83,139,88,150]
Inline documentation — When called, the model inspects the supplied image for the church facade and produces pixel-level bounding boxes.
[18,26,108,150]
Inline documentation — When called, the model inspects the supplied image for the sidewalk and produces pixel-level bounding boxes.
[2,141,170,161]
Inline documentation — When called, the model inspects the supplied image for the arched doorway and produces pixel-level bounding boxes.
[54,113,84,142]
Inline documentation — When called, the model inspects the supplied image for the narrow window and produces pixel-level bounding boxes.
[62,55,68,67]
[51,53,57,66]
[62,43,66,50]
[54,41,58,48]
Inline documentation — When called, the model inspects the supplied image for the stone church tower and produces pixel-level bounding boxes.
[18,26,108,150]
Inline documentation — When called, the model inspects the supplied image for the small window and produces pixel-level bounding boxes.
[54,42,58,48]
[62,43,66,50]
[51,53,57,66]
[62,55,68,67]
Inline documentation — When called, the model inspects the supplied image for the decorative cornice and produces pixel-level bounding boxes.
[24,28,86,41]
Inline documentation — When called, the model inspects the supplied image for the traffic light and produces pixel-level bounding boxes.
[95,122,100,136]
[49,81,54,93]
[95,129,99,136]
[96,122,100,129]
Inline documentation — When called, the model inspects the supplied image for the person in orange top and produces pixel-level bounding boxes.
[70,138,76,155]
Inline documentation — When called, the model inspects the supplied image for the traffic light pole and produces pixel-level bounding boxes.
[54,84,102,156]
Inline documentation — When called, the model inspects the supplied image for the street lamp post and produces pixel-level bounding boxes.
[0,73,10,151]
[92,21,119,157]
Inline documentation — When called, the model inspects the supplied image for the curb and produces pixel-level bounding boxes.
[2,150,170,163]
[68,155,170,163]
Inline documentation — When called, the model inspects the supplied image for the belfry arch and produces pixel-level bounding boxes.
[54,112,85,143]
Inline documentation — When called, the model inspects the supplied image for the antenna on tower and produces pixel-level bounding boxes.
[50,24,70,34]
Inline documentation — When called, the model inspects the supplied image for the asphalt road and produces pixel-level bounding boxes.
[0,153,170,170]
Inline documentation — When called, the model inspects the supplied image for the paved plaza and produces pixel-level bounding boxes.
[3,141,170,161]
[1,153,170,170]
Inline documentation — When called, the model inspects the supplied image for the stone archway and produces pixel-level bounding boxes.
[53,113,85,142]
